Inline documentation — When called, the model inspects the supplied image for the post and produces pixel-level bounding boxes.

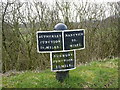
[56,71,69,83]
[54,23,69,82]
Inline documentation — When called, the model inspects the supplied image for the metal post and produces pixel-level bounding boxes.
[54,23,69,82]
[56,71,69,83]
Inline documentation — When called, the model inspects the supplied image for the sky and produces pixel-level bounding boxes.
[1,0,119,22]
[2,0,120,3]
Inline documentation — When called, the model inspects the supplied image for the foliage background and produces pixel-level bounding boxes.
[1,0,120,72]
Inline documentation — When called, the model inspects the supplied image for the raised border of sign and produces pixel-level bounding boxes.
[50,50,76,72]
[63,29,85,51]
[36,29,85,53]
[36,30,64,53]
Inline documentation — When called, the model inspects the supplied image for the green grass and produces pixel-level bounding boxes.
[2,58,119,88]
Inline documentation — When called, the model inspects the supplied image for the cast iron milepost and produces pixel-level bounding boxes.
[36,23,85,82]
[54,23,69,83]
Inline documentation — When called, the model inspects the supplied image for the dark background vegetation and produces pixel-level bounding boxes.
[1,0,120,72]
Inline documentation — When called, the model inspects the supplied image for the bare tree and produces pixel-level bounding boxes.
[1,0,119,72]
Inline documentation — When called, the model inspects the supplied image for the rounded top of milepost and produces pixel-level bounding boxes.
[54,23,68,30]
